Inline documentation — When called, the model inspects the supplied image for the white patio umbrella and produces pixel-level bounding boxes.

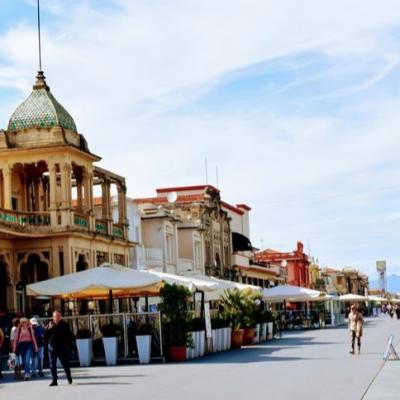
[146,270,219,293]
[368,295,387,302]
[187,274,262,301]
[338,293,368,302]
[26,263,163,299]
[262,284,325,303]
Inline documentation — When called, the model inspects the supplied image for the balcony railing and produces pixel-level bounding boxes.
[0,208,51,231]
[177,258,194,273]
[134,247,163,270]
[0,208,127,241]
[95,219,108,235]
[112,223,124,239]
[73,213,89,230]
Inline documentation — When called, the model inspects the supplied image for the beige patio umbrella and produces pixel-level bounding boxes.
[338,293,368,302]
[188,274,262,301]
[26,263,163,299]
[262,284,325,303]
[146,270,220,293]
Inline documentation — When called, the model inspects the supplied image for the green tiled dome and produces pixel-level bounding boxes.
[8,71,77,133]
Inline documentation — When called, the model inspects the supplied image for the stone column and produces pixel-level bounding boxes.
[101,178,111,220]
[48,163,58,226]
[60,162,72,209]
[2,165,12,210]
[82,169,94,211]
[76,176,83,209]
[117,184,127,224]
[48,163,58,210]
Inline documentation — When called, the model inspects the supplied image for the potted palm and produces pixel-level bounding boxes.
[135,323,153,364]
[76,328,93,367]
[220,290,246,349]
[101,323,121,366]
[159,283,191,362]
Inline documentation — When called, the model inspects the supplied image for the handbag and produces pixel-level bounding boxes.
[7,353,17,370]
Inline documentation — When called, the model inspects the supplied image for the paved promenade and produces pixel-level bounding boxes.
[1,315,399,399]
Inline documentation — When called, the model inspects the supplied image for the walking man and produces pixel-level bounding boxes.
[348,304,363,355]
[45,310,73,386]
[30,318,45,377]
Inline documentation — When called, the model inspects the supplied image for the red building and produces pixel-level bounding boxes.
[255,241,310,288]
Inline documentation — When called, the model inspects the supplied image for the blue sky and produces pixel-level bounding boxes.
[1,0,400,279]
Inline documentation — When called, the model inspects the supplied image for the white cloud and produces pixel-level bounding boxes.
[1,0,400,277]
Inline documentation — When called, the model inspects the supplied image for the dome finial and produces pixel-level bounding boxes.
[33,70,49,91]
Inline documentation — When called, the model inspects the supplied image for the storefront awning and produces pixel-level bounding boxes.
[232,232,252,252]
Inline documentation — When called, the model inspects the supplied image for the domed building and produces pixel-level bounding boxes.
[0,70,132,316]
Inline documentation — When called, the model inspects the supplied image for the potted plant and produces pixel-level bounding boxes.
[135,323,153,364]
[220,290,246,349]
[101,323,121,366]
[76,328,93,367]
[159,283,191,362]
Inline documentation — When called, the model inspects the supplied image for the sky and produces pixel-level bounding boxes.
[0,0,400,280]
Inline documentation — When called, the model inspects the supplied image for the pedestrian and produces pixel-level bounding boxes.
[10,317,22,380]
[348,304,363,355]
[0,326,4,379]
[30,318,45,377]
[13,317,38,380]
[387,303,393,318]
[45,310,73,386]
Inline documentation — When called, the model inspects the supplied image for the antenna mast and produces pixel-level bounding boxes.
[37,0,43,71]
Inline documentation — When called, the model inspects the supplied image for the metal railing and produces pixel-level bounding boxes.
[95,219,108,235]
[0,208,51,229]
[37,311,163,363]
[112,223,124,239]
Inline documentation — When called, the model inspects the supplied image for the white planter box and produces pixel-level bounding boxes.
[220,328,225,351]
[221,328,227,351]
[186,332,196,360]
[199,331,205,357]
[103,337,118,366]
[76,338,93,367]
[227,327,232,350]
[136,335,152,364]
[254,324,261,344]
[260,323,267,341]
[267,322,273,340]
[218,329,224,352]
[212,329,217,353]
[194,331,201,358]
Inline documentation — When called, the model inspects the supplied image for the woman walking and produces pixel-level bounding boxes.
[10,317,22,380]
[13,317,38,380]
[348,304,363,355]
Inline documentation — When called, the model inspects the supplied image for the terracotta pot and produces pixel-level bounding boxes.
[168,346,187,362]
[243,328,255,345]
[231,329,244,349]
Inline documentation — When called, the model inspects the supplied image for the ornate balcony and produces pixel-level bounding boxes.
[0,208,126,240]
[0,208,51,233]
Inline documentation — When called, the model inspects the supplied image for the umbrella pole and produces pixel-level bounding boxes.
[109,290,113,314]
[145,294,149,312]
[200,291,205,320]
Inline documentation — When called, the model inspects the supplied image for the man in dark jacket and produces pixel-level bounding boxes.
[45,310,73,386]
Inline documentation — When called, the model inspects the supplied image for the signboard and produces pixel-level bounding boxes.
[383,334,399,361]
[204,302,212,339]
[376,261,387,293]
[376,260,386,271]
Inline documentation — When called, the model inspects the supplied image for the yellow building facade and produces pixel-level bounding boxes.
[0,71,132,316]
